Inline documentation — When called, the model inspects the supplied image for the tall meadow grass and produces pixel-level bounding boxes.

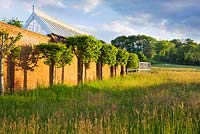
[0,70,199,133]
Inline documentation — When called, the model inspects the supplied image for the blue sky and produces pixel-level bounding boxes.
[0,0,200,43]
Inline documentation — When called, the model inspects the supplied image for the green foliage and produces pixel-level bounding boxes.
[58,46,74,67]
[36,43,64,65]
[185,45,200,64]
[116,49,129,65]
[137,51,147,62]
[9,46,21,61]
[153,40,175,55]
[100,44,118,66]
[112,35,156,58]
[171,39,183,48]
[111,35,128,49]
[36,43,73,86]
[65,35,102,64]
[0,31,22,57]
[127,53,139,69]
[111,34,200,66]
[152,40,177,63]
[4,18,23,27]
[167,47,177,63]
[36,43,73,66]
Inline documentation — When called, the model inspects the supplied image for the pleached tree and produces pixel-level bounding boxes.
[116,48,129,76]
[99,44,118,78]
[65,35,102,84]
[36,43,73,86]
[0,31,22,95]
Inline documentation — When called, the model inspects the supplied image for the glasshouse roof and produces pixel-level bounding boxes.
[24,9,86,37]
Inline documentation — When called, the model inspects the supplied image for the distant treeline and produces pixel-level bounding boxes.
[111,35,200,65]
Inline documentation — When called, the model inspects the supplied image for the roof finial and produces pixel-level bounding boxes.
[32,5,35,13]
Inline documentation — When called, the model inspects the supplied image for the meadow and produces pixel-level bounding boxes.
[0,66,199,134]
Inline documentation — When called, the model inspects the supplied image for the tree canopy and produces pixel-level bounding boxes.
[65,35,102,83]
[127,53,139,69]
[112,35,156,58]
[36,43,73,86]
[116,48,129,66]
[100,44,118,66]
[112,34,200,66]
[3,18,23,27]
[65,35,102,64]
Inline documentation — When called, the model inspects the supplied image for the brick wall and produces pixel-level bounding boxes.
[0,22,124,91]
[102,64,111,80]
[0,22,51,90]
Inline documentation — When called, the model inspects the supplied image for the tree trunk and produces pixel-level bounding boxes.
[96,60,102,80]
[77,58,83,84]
[10,60,15,94]
[0,56,4,95]
[49,63,55,86]
[120,65,125,76]
[7,56,15,94]
[114,65,117,77]
[61,65,64,84]
[100,62,103,80]
[23,69,28,91]
[110,66,114,77]
[84,64,87,82]
[125,66,128,75]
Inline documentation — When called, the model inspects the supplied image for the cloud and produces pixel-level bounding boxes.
[102,21,137,35]
[162,0,199,11]
[75,21,138,42]
[0,0,12,9]
[103,0,200,41]
[91,11,102,16]
[0,0,66,9]
[126,13,155,27]
[36,0,66,8]
[73,0,103,13]
[75,24,97,34]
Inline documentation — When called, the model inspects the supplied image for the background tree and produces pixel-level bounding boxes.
[0,31,22,95]
[171,39,183,48]
[185,45,200,65]
[112,34,200,66]
[152,40,175,62]
[65,35,102,83]
[112,35,156,57]
[111,36,128,49]
[137,51,147,62]
[36,43,73,86]
[2,18,23,28]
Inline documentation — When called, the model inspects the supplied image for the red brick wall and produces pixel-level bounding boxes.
[0,22,123,91]
[85,62,96,82]
[115,65,121,77]
[54,56,78,85]
[0,22,51,90]
[102,64,110,80]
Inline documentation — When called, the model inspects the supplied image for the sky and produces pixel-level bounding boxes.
[0,0,200,43]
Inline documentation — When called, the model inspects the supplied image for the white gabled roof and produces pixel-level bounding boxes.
[24,9,87,37]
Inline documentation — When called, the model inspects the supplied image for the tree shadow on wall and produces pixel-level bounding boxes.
[16,45,39,91]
